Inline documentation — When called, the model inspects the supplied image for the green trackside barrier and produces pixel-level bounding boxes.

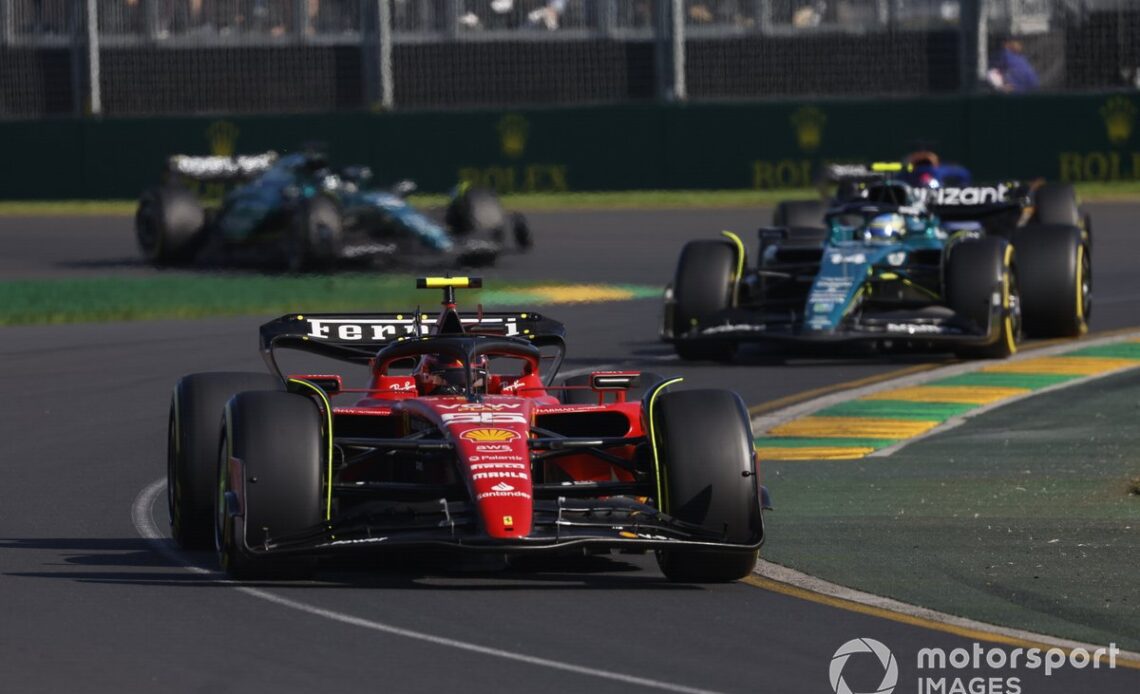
[0,91,1136,200]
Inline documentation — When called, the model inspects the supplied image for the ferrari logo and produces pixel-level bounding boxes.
[502,515,514,527]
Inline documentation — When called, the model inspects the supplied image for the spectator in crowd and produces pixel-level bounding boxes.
[987,38,1040,92]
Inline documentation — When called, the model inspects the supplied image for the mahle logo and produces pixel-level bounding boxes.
[207,120,239,156]
[1100,96,1136,145]
[498,114,529,159]
[830,638,898,694]
[791,106,826,152]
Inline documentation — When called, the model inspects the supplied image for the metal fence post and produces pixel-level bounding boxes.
[87,0,102,115]
[671,0,686,101]
[378,0,393,109]
[959,0,984,93]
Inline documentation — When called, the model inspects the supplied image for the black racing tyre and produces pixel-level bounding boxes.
[287,195,343,272]
[446,186,506,236]
[217,391,323,580]
[772,200,825,229]
[1013,224,1090,338]
[167,372,281,549]
[672,240,739,362]
[945,236,1020,359]
[558,372,665,405]
[1033,183,1080,226]
[511,213,533,250]
[136,186,204,265]
[651,389,762,582]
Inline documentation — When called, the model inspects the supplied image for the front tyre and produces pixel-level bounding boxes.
[1014,224,1089,338]
[136,186,204,265]
[945,237,1020,359]
[651,389,762,582]
[167,372,281,549]
[672,240,739,362]
[287,195,343,272]
[216,391,323,580]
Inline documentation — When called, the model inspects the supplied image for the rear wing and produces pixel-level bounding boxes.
[259,311,567,373]
[165,152,278,183]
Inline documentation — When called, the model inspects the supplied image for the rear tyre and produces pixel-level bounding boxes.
[511,213,533,250]
[651,389,762,582]
[217,391,323,580]
[136,186,204,265]
[1033,183,1080,226]
[287,195,342,272]
[772,200,825,229]
[672,240,739,362]
[945,237,1020,359]
[167,372,281,549]
[1014,224,1090,338]
[446,186,506,236]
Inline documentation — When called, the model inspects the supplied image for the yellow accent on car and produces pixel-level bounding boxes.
[647,377,684,512]
[422,277,471,288]
[288,378,335,521]
[720,230,746,284]
[871,162,903,172]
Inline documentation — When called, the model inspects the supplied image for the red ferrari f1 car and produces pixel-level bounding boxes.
[166,277,765,582]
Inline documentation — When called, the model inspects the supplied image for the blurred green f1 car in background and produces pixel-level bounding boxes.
[136,148,532,271]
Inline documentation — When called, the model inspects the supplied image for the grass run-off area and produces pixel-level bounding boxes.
[0,274,658,325]
[5,181,1140,216]
[763,367,1140,650]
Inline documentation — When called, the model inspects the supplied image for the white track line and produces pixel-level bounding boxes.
[132,479,722,694]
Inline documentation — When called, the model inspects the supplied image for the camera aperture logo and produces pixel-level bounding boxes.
[830,638,898,694]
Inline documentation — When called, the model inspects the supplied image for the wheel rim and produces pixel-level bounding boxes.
[166,410,178,529]
[215,434,230,559]
[1078,245,1092,330]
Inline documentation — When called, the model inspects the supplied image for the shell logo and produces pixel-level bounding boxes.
[460,428,520,443]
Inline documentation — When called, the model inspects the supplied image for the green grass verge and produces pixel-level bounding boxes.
[0,275,658,325]
[763,369,1140,650]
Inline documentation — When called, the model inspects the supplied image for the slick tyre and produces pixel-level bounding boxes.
[672,240,738,362]
[772,200,825,229]
[288,195,343,272]
[651,389,762,582]
[446,186,506,236]
[1033,183,1080,226]
[167,372,281,549]
[217,391,323,580]
[136,186,204,265]
[1014,224,1090,338]
[945,237,1020,359]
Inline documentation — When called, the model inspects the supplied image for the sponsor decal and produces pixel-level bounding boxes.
[916,185,1011,206]
[470,461,527,470]
[886,323,946,335]
[830,252,867,265]
[389,382,416,392]
[701,323,767,335]
[791,106,826,152]
[474,443,513,453]
[436,403,522,411]
[472,471,528,480]
[502,515,514,527]
[491,482,514,492]
[808,276,856,306]
[443,412,528,425]
[475,480,531,501]
[1102,95,1136,145]
[461,428,520,443]
[327,536,388,546]
[306,316,519,341]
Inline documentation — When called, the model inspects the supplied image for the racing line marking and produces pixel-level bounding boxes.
[131,479,722,694]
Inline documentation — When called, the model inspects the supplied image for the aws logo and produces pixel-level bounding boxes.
[791,106,826,153]
[207,120,239,156]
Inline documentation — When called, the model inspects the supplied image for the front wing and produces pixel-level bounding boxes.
[234,496,764,558]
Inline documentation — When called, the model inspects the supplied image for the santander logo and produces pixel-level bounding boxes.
[490,482,515,492]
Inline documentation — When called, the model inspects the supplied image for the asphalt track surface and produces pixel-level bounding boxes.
[2,205,1138,693]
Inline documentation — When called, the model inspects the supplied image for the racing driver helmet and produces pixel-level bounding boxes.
[863,213,907,243]
[415,355,488,395]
